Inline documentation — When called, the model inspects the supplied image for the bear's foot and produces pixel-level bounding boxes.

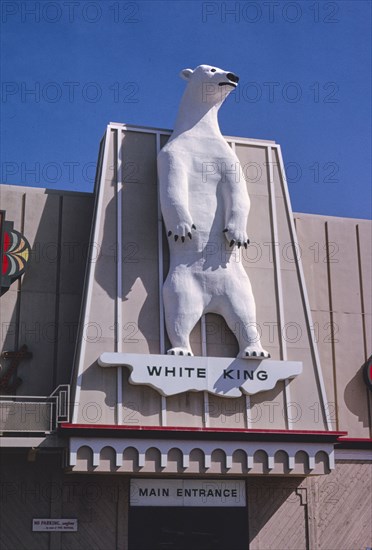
[240,347,270,359]
[167,347,193,356]
[223,227,249,249]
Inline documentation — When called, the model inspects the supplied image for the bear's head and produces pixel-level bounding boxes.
[180,64,239,105]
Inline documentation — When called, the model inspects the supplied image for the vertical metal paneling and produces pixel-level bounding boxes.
[327,219,369,437]
[18,192,60,395]
[57,194,94,387]
[0,187,24,354]
[275,147,331,431]
[71,125,117,424]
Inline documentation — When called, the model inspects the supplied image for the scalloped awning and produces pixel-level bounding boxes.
[66,430,342,475]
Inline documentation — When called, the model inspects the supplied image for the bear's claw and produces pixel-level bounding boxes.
[167,348,193,357]
[168,222,196,243]
[224,228,249,249]
[244,350,271,359]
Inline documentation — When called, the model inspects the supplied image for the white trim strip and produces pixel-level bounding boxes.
[116,129,123,425]
[156,132,167,427]
[201,316,210,428]
[72,126,111,424]
[0,437,51,448]
[276,147,332,431]
[111,123,276,147]
[288,455,295,470]
[245,396,252,429]
[328,450,335,469]
[233,139,252,430]
[335,449,372,461]
[226,455,233,470]
[267,147,292,429]
[116,453,123,467]
[156,132,166,355]
[268,455,275,470]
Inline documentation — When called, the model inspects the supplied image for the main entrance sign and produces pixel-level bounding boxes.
[130,479,246,507]
[99,353,302,397]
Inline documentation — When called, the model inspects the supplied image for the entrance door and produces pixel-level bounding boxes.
[129,506,248,550]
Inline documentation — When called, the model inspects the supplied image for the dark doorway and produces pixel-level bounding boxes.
[129,506,248,550]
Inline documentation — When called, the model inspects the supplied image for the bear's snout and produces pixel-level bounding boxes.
[227,72,239,84]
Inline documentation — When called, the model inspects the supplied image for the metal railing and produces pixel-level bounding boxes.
[0,384,70,434]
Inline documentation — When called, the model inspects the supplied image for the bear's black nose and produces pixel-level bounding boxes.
[227,72,239,83]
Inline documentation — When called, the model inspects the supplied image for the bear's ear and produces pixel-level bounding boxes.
[180,68,193,80]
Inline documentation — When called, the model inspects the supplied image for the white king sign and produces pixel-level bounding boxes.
[99,353,302,398]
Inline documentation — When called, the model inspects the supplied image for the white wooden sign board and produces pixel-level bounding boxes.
[99,353,302,397]
[130,479,246,507]
[32,519,77,532]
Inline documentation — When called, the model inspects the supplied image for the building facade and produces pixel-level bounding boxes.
[0,124,371,549]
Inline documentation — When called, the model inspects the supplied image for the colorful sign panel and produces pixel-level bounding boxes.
[363,356,372,391]
[130,479,246,507]
[0,210,30,295]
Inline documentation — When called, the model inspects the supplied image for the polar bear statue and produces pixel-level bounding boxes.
[158,64,269,359]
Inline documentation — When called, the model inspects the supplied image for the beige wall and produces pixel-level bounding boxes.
[0,126,371,437]
[0,451,370,550]
[72,126,332,430]
[0,173,371,550]
[0,185,94,394]
[68,125,371,436]
[296,213,372,438]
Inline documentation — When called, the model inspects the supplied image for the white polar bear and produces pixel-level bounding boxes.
[158,64,269,359]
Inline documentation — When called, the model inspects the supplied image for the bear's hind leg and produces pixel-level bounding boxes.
[220,279,270,359]
[164,312,201,356]
[163,282,205,357]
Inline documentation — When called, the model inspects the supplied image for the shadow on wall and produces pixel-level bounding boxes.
[248,477,307,546]
[94,190,164,354]
[344,364,371,427]
[1,190,94,396]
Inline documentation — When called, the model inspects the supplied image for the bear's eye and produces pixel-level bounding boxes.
[211,68,216,72]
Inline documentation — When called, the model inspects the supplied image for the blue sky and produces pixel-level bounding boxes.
[1,0,371,219]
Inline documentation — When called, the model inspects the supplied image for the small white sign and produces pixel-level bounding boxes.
[32,519,78,532]
[99,352,302,397]
[130,479,246,507]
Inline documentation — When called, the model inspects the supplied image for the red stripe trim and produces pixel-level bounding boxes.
[60,423,346,437]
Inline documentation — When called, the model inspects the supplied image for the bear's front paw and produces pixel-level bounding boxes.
[240,347,270,359]
[167,347,193,356]
[223,228,249,249]
[167,222,196,243]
